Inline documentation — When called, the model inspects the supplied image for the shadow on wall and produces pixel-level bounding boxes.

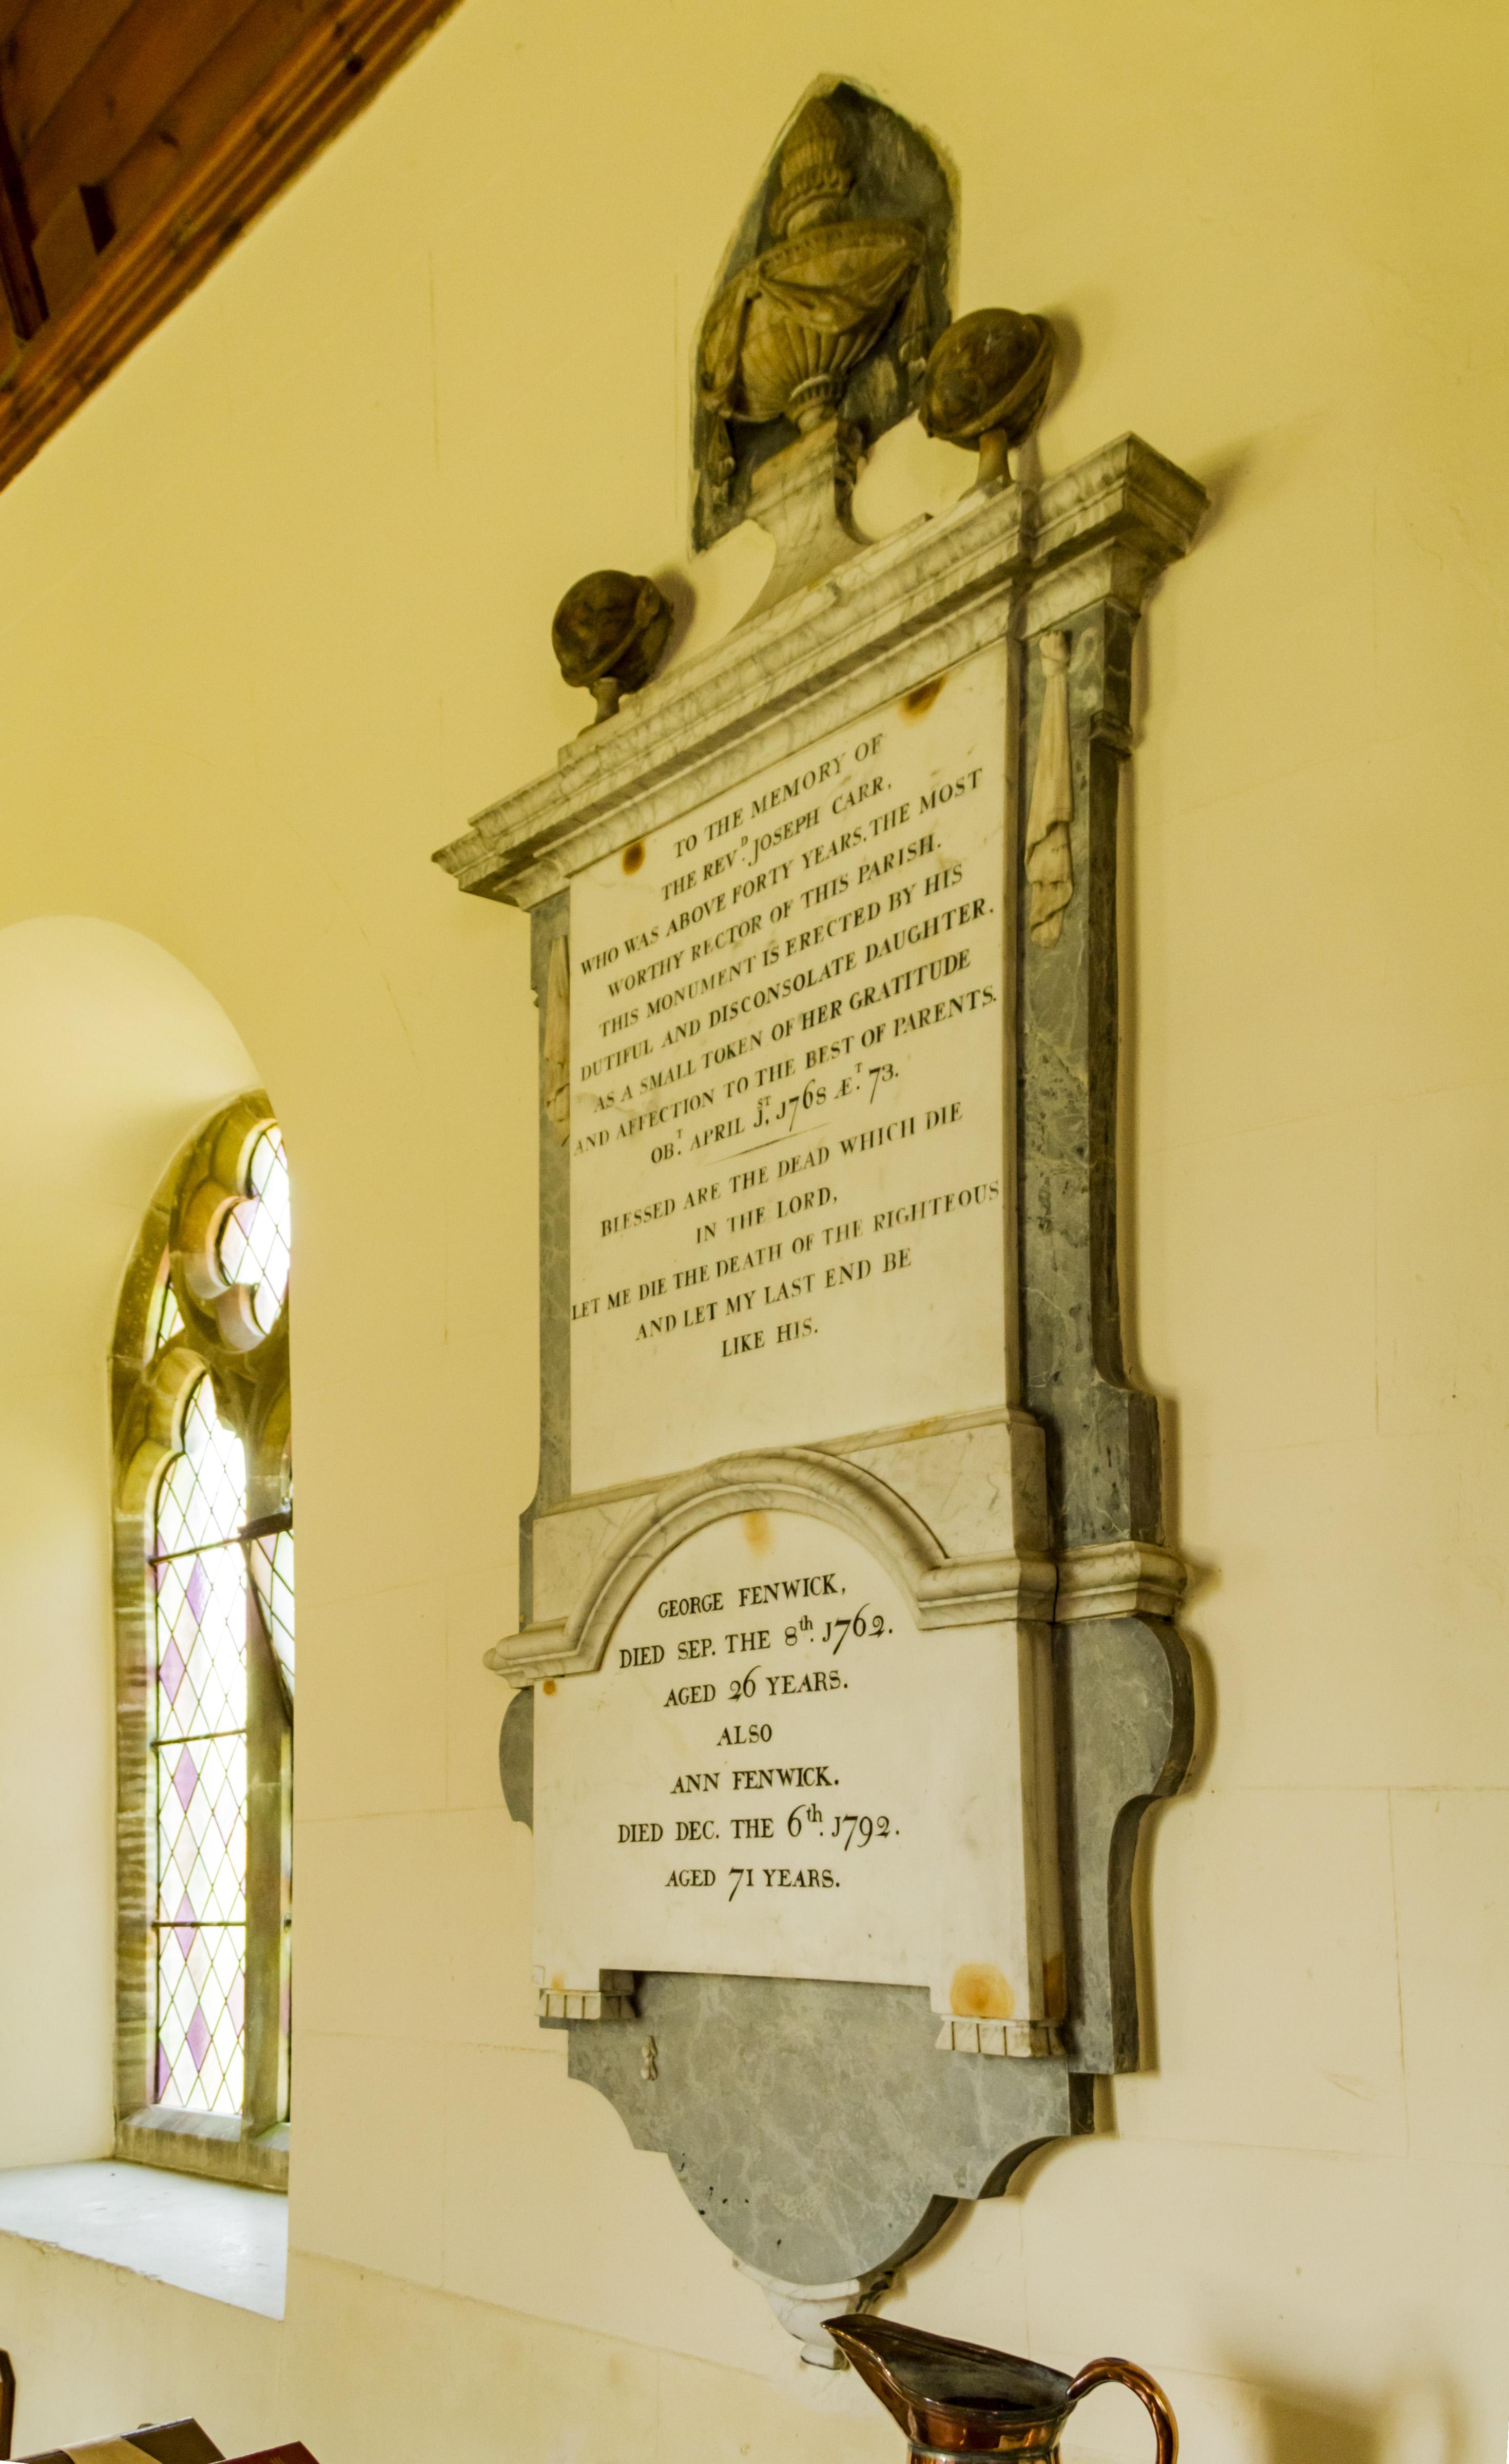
[0,915,259,2173]
[0,917,257,1306]
[1261,2389,1377,2464]
[1242,2370,1461,2464]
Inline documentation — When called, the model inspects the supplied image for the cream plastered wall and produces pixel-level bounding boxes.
[1,0,1506,2456]
[0,920,256,2169]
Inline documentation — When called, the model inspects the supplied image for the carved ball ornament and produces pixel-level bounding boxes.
[551,569,673,722]
[919,306,1056,486]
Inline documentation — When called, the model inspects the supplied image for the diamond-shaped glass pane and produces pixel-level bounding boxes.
[156,1379,245,1555]
[153,1725,246,2115]
[156,1920,244,2113]
[217,1126,291,1336]
[154,1541,246,1742]
[248,1528,295,1696]
[157,1731,246,1928]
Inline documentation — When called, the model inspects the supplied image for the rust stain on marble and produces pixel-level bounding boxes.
[950,1962,1014,2019]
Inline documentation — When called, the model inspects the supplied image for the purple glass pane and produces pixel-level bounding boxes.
[156,1545,245,1745]
[156,1733,245,1928]
[160,1637,185,1704]
[155,1921,246,2113]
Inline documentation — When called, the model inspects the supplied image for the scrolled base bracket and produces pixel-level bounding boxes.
[733,2257,894,2369]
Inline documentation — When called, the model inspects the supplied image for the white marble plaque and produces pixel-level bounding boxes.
[532,1508,1046,2016]
[568,642,1011,1495]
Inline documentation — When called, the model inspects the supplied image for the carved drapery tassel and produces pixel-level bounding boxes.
[1025,631,1074,947]
[706,411,735,502]
[897,261,931,390]
[544,935,571,1143]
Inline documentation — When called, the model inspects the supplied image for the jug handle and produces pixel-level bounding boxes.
[1066,2358,1177,2464]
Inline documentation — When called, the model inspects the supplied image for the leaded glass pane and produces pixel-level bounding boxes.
[147,1260,183,1355]
[156,1921,244,2112]
[154,1539,246,1743]
[248,1527,295,1696]
[151,1371,247,2117]
[217,1125,291,1336]
[157,1732,246,1927]
[157,1380,244,1554]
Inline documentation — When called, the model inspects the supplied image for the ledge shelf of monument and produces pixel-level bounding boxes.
[434,80,1203,2360]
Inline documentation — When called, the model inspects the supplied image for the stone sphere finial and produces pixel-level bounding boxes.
[551,571,673,723]
[919,307,1056,488]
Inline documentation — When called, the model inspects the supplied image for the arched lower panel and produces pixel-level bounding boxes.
[533,1503,1060,2031]
[492,1442,1057,1686]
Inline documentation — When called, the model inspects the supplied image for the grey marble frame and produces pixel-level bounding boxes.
[439,432,1203,2292]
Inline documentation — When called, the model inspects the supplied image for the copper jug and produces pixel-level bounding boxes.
[826,2318,1177,2464]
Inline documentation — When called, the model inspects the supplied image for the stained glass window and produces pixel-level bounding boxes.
[117,1095,294,2177]
[150,1376,250,2113]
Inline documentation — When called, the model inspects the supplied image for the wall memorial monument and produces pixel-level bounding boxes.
[436,79,1203,2363]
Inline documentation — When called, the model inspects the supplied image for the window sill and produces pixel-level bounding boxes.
[0,2160,286,2317]
[118,2107,289,2194]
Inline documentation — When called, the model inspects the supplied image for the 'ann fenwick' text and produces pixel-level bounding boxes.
[606,1569,899,1901]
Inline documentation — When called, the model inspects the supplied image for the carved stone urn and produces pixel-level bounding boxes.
[696,93,930,614]
[696,94,929,500]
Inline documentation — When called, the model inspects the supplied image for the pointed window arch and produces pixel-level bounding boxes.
[111,1093,293,2189]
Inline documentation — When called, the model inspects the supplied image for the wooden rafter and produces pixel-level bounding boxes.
[0,0,462,495]
[0,97,44,339]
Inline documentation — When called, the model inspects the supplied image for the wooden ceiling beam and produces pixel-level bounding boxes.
[2,0,139,160]
[0,0,462,494]
[0,92,44,337]
[21,0,265,236]
[105,0,321,247]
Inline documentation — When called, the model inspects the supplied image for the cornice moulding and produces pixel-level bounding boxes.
[434,433,1206,910]
[1056,1541,1187,1622]
[485,1454,1190,1686]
